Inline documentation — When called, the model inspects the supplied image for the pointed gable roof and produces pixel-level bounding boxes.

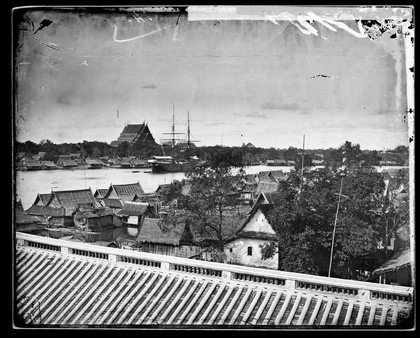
[33,193,52,206]
[94,188,108,199]
[269,170,290,182]
[258,170,277,182]
[104,182,145,202]
[46,189,100,215]
[227,194,277,243]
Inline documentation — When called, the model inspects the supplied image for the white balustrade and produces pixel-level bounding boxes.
[15,232,413,304]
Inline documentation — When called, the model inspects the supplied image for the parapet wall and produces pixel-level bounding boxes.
[15,232,413,304]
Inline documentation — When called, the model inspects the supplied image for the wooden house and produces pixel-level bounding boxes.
[15,209,42,233]
[30,188,101,226]
[86,156,103,169]
[268,170,289,183]
[26,204,68,225]
[26,161,43,171]
[235,174,259,204]
[73,206,114,231]
[132,159,149,168]
[133,193,162,217]
[135,218,201,258]
[103,182,145,202]
[224,192,279,269]
[373,248,412,287]
[107,158,119,166]
[118,157,134,168]
[57,155,79,168]
[373,221,412,287]
[42,161,57,170]
[118,201,153,237]
[99,198,124,213]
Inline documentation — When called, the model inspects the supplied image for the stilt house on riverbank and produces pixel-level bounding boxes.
[26,189,102,226]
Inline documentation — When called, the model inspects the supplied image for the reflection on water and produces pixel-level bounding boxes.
[15,165,293,210]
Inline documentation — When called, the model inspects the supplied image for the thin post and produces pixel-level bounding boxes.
[301,134,305,175]
[328,175,344,277]
[172,105,175,148]
[187,111,190,159]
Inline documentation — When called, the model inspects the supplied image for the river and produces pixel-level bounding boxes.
[15,165,294,210]
[15,164,404,210]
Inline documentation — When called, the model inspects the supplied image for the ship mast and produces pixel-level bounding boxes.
[187,111,191,159]
[171,105,176,148]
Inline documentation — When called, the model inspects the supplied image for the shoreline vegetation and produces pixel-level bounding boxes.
[15,139,410,171]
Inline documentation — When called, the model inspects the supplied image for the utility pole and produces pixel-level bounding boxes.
[187,111,191,159]
[172,105,175,148]
[328,175,344,277]
[301,135,305,172]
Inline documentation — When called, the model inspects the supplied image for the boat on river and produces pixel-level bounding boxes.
[151,107,200,173]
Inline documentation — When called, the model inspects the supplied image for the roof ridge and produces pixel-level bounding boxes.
[53,188,93,193]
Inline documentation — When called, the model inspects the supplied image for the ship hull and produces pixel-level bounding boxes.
[151,161,196,173]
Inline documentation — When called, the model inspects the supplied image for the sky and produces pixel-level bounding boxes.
[14,7,411,150]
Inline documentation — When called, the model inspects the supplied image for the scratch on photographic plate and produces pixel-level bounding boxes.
[186,5,415,266]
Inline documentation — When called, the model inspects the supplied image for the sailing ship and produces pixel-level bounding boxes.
[150,106,199,173]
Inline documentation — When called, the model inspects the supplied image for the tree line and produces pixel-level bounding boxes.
[15,139,409,167]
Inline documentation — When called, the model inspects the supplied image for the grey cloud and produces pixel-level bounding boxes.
[205,121,225,126]
[300,110,311,115]
[260,102,304,110]
[142,84,157,89]
[245,112,267,119]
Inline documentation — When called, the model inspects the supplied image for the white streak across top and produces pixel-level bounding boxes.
[187,6,413,39]
[187,6,412,21]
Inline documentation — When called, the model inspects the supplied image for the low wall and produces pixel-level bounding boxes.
[15,232,413,304]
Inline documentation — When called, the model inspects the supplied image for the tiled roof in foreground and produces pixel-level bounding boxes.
[15,233,413,328]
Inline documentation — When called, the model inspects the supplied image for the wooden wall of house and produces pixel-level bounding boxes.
[138,243,201,258]
[86,215,114,231]
[379,266,412,287]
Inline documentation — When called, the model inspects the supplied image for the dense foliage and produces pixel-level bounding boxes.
[160,157,248,262]
[260,141,409,280]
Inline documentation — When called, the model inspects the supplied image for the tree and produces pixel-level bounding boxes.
[326,141,364,170]
[261,167,389,279]
[115,141,130,158]
[161,160,247,262]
